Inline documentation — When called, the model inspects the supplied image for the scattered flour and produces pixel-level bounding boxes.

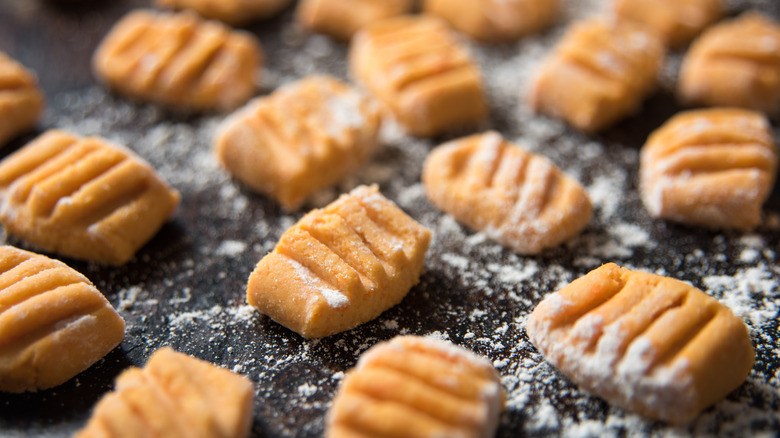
[297,383,318,398]
[426,331,450,341]
[587,171,628,220]
[215,240,248,257]
[8,0,777,437]
[703,264,779,326]
[740,248,761,264]
[382,319,399,330]
[440,252,471,271]
[487,260,540,284]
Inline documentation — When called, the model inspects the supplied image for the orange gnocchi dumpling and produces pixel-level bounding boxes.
[75,348,254,438]
[528,18,665,133]
[678,12,780,114]
[423,132,592,254]
[215,75,382,210]
[350,15,488,137]
[423,0,560,42]
[297,0,415,42]
[0,130,181,265]
[247,185,431,338]
[156,0,292,25]
[93,10,262,111]
[0,52,44,147]
[526,263,755,423]
[612,0,723,47]
[326,336,503,438]
[0,246,125,393]
[639,108,777,229]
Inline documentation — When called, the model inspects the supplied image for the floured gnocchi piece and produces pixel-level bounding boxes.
[326,335,503,438]
[0,245,125,393]
[156,0,292,25]
[350,15,488,137]
[639,108,777,229]
[423,132,592,254]
[423,0,560,43]
[526,263,755,424]
[297,0,414,42]
[75,347,254,438]
[0,130,181,265]
[93,9,262,111]
[247,185,431,338]
[0,52,44,147]
[678,12,780,115]
[528,18,665,133]
[612,0,722,47]
[215,75,382,210]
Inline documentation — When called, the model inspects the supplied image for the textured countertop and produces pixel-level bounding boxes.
[1,0,778,436]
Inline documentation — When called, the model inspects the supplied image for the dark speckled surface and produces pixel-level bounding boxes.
[1,0,779,437]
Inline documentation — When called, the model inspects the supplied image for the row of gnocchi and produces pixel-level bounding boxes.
[11,0,775,138]
[1,0,777,134]
[94,2,780,230]
[1,113,770,272]
[0,240,756,433]
[153,0,726,49]
[0,21,777,262]
[0,242,504,436]
[0,243,500,436]
[531,11,780,133]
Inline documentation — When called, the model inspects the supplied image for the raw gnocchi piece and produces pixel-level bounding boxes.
[639,108,777,229]
[423,132,592,254]
[678,12,780,115]
[528,18,665,133]
[0,245,125,392]
[327,336,503,438]
[215,75,381,210]
[612,0,722,47]
[247,185,431,338]
[297,0,414,42]
[0,130,181,265]
[75,347,254,438]
[93,9,262,111]
[423,0,560,43]
[526,263,755,423]
[350,15,488,137]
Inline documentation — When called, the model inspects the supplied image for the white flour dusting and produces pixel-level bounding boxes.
[215,240,248,257]
[703,263,779,326]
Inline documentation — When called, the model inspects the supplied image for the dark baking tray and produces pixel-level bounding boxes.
[1,0,779,436]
